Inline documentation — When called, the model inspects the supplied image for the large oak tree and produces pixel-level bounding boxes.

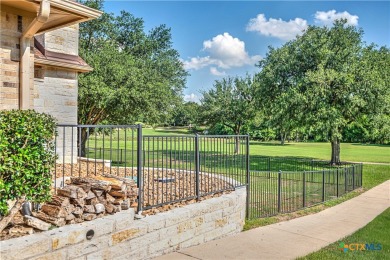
[255,20,390,164]
[78,2,187,126]
[77,1,188,154]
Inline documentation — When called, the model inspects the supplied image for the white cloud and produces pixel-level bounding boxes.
[210,67,226,76]
[183,56,212,70]
[314,10,359,26]
[183,33,261,72]
[246,14,308,40]
[184,93,199,102]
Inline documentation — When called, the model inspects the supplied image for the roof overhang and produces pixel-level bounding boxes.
[1,0,102,35]
[34,37,93,72]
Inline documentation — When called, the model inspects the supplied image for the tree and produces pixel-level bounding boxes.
[200,75,257,153]
[172,101,200,127]
[77,0,188,154]
[357,46,390,144]
[255,20,389,164]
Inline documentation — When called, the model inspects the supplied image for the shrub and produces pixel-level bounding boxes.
[0,110,57,215]
[207,123,234,135]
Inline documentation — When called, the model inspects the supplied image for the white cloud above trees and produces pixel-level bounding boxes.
[183,33,261,73]
[246,10,358,41]
[184,10,359,75]
[246,14,308,40]
[314,10,359,26]
[184,93,200,102]
[210,67,226,76]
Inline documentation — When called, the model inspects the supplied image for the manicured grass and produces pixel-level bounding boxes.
[83,127,389,224]
[361,165,390,189]
[298,208,390,260]
[244,163,390,229]
[249,141,390,164]
[142,127,192,136]
[86,128,390,163]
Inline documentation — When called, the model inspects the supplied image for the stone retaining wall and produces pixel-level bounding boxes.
[0,188,246,260]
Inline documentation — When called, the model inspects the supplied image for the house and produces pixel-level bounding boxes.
[1,0,102,162]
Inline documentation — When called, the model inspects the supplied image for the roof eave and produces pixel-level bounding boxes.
[35,58,93,73]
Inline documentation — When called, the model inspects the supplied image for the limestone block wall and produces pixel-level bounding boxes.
[34,69,78,163]
[0,188,247,260]
[45,24,79,56]
[34,25,80,163]
[0,11,34,110]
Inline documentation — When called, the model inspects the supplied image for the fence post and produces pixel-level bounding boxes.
[322,169,325,202]
[278,170,282,213]
[170,150,172,169]
[352,165,355,190]
[344,167,347,193]
[268,157,271,179]
[195,134,200,201]
[302,171,306,208]
[360,163,363,187]
[336,167,339,197]
[311,160,314,182]
[246,135,250,219]
[136,124,143,214]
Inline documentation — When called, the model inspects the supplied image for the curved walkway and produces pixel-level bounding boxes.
[156,180,390,260]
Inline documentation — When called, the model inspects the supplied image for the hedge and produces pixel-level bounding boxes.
[0,110,57,215]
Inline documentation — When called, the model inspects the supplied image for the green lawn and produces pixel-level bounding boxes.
[298,208,390,260]
[249,141,390,164]
[81,127,389,220]
[142,127,192,136]
[244,163,390,229]
[85,127,390,163]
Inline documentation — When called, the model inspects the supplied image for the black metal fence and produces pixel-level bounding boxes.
[54,125,249,213]
[54,125,363,218]
[248,157,363,218]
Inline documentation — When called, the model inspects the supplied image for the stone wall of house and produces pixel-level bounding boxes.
[45,24,79,56]
[1,9,80,162]
[0,188,247,260]
[33,25,80,163]
[33,69,78,163]
[0,11,34,110]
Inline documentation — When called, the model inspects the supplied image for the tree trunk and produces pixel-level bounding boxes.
[234,136,240,154]
[79,128,94,157]
[331,138,341,165]
[234,126,241,154]
[0,197,25,233]
[280,132,287,145]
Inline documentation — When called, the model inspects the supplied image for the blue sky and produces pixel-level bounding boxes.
[104,1,390,102]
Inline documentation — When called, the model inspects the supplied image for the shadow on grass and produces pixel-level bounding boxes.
[149,128,192,135]
[249,141,292,146]
[350,143,390,148]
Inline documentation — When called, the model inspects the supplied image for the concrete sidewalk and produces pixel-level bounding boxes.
[156,180,390,260]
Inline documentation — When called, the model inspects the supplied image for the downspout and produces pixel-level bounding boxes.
[19,0,50,110]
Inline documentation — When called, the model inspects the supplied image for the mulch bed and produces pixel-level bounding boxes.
[1,161,233,241]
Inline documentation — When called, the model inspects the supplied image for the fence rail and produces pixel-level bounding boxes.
[248,157,363,218]
[54,125,249,214]
[54,125,363,218]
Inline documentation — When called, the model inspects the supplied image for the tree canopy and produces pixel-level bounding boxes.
[255,20,390,164]
[78,0,188,126]
[200,75,257,137]
[171,102,200,127]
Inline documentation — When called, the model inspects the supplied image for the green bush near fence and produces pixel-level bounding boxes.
[0,110,57,215]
